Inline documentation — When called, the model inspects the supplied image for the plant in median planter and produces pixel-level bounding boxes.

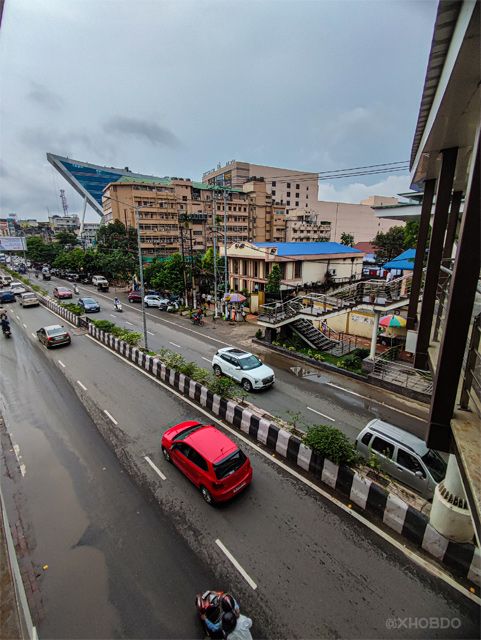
[255,329,263,340]
[302,424,359,465]
[60,302,83,316]
[91,319,116,332]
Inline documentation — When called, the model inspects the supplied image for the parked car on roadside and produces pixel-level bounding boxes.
[128,290,142,303]
[36,324,71,349]
[212,347,275,392]
[92,275,109,286]
[355,419,447,499]
[19,292,39,307]
[161,421,252,504]
[78,297,100,313]
[53,286,73,300]
[144,294,170,308]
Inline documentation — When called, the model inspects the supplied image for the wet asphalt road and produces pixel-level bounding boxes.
[38,275,428,440]
[0,298,479,639]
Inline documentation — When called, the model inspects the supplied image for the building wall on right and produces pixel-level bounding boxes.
[311,200,403,243]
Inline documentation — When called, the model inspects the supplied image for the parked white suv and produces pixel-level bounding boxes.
[92,275,109,286]
[212,348,275,392]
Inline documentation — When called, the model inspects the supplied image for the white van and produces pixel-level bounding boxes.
[356,419,446,499]
[1,274,13,287]
[92,275,109,286]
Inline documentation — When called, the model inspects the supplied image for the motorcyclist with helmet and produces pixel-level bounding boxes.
[200,593,239,638]
[1,315,11,336]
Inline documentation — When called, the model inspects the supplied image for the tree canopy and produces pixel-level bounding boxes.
[340,232,354,247]
[373,226,405,262]
[266,263,282,294]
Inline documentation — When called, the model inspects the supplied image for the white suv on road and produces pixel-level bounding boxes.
[212,348,275,392]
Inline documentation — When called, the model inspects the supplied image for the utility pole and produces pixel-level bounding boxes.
[179,223,188,306]
[212,191,219,318]
[223,188,229,297]
[135,207,148,351]
[189,226,196,308]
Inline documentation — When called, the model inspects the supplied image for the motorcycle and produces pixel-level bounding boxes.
[2,324,11,338]
[114,302,123,312]
[195,590,225,639]
[191,315,205,327]
[73,284,79,295]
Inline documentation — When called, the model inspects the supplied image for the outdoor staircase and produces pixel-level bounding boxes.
[292,318,338,352]
[257,273,413,328]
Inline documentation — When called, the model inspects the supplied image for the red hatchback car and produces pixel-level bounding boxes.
[161,421,252,504]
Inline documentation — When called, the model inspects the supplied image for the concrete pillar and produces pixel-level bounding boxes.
[429,455,474,543]
[369,310,380,359]
[265,327,277,344]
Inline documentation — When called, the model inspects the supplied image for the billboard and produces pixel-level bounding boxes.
[0,236,27,251]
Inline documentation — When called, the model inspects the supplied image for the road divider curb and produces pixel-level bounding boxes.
[87,323,479,589]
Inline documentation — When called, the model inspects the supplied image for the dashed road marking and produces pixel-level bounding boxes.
[215,539,257,590]
[147,331,155,336]
[307,406,335,422]
[144,456,166,480]
[169,341,181,348]
[104,410,118,425]
[16,315,20,320]
[76,380,87,391]
[126,321,134,326]
[86,335,479,605]
[58,360,66,368]
[22,323,27,328]
[110,314,116,318]
[31,332,36,339]
[202,357,211,363]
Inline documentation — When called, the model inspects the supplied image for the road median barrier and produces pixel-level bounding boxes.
[85,322,479,588]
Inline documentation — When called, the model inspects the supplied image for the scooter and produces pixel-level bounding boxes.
[191,315,205,326]
[2,325,11,338]
[195,590,225,639]
[73,284,79,295]
[114,302,123,312]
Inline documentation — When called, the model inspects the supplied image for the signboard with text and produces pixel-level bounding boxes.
[0,236,27,251]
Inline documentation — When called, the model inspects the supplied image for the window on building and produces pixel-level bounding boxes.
[272,181,276,186]
[296,183,300,189]
[306,186,309,191]
[253,261,258,277]
[272,190,276,196]
[295,201,299,207]
[295,192,299,198]
[287,182,291,188]
[182,196,187,201]
[286,200,290,206]
[294,261,302,278]
[287,191,291,197]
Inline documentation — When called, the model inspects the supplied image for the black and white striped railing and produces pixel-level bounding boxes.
[87,323,480,587]
[38,294,81,327]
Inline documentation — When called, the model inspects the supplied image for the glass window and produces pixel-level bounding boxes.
[187,447,208,471]
[173,423,202,441]
[421,450,447,482]
[371,437,394,458]
[397,450,425,476]
[286,200,290,206]
[214,450,247,480]
[287,191,291,197]
[287,182,291,188]
[296,184,300,189]
[272,181,276,187]
[239,355,262,370]
[361,433,371,446]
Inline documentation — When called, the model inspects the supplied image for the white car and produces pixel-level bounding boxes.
[144,295,169,308]
[10,282,27,295]
[212,347,275,392]
[19,292,39,307]
[92,275,109,286]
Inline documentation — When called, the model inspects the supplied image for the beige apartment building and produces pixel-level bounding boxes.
[102,176,286,259]
[203,160,319,211]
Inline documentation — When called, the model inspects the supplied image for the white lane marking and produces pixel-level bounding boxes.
[86,334,479,604]
[215,539,257,590]
[16,315,20,320]
[76,380,87,391]
[126,321,134,326]
[22,323,27,328]
[104,410,118,425]
[307,406,335,422]
[201,357,211,363]
[110,314,116,318]
[12,442,26,477]
[58,360,66,368]
[147,331,155,336]
[144,455,166,481]
[31,332,37,339]
[325,382,424,420]
[169,341,181,348]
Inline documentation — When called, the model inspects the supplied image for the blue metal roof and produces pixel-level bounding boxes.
[253,242,363,257]
[383,248,416,270]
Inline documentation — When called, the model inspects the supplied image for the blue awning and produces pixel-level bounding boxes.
[383,248,416,270]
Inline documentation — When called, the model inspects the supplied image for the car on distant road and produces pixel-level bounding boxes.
[53,286,73,300]
[212,347,275,392]
[0,291,16,303]
[19,292,39,307]
[92,275,109,286]
[161,421,252,504]
[36,324,71,348]
[78,297,100,313]
[128,290,142,303]
[144,294,170,308]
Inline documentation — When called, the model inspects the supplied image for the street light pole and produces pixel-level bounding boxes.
[135,206,149,351]
[212,192,219,318]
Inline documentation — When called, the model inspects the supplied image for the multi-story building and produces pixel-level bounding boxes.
[48,214,80,233]
[224,241,364,293]
[284,210,331,242]
[102,176,286,259]
[203,160,319,211]
[78,222,101,247]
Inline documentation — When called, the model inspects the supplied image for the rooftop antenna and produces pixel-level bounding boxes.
[59,189,69,216]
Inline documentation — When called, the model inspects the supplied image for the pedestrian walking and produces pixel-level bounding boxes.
[321,319,328,334]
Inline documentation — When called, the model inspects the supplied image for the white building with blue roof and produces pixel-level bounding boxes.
[223,241,364,293]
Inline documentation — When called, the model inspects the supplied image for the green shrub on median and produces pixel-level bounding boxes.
[60,302,83,316]
[302,424,358,466]
[90,318,142,346]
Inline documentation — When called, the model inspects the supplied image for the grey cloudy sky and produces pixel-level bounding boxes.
[0,0,438,221]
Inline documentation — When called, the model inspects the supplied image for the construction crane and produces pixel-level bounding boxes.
[59,189,69,216]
